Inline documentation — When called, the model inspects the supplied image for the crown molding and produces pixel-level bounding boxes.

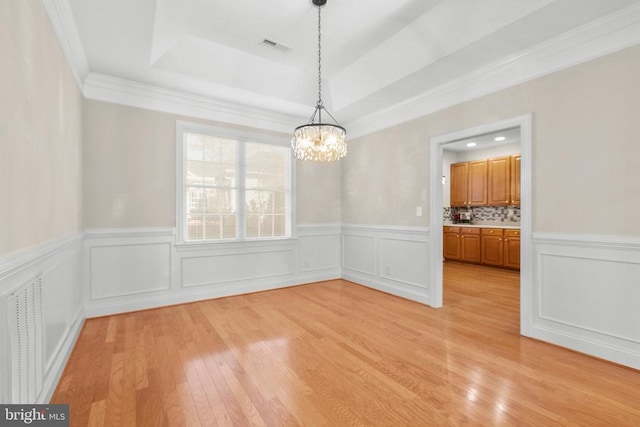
[83,73,304,134]
[346,2,640,139]
[41,0,90,88]
[42,0,640,139]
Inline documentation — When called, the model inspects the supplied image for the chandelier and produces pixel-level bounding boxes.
[292,0,346,162]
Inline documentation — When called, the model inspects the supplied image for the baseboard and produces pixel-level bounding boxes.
[529,324,640,370]
[342,271,430,305]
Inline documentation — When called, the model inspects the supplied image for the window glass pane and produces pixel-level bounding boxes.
[186,187,205,216]
[186,161,204,186]
[204,189,236,215]
[274,215,285,236]
[246,214,260,238]
[222,215,236,239]
[186,214,204,241]
[246,143,287,190]
[203,215,221,240]
[272,192,286,215]
[186,134,205,160]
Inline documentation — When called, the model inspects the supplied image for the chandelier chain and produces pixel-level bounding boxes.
[317,3,322,109]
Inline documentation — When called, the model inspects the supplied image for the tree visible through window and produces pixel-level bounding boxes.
[178,124,292,242]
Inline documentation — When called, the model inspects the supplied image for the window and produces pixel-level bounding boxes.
[177,122,293,243]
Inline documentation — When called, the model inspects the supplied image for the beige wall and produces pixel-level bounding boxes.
[343,44,640,235]
[0,0,83,256]
[83,100,342,228]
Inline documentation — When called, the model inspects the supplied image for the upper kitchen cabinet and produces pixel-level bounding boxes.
[488,156,510,205]
[451,154,520,207]
[450,160,487,207]
[510,154,521,206]
[450,162,468,207]
[468,160,488,206]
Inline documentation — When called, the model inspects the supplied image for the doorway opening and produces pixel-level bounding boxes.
[429,115,532,336]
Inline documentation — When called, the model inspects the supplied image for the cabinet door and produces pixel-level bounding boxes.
[510,155,521,206]
[443,232,461,260]
[503,230,520,269]
[468,160,488,206]
[461,234,481,263]
[481,229,504,266]
[488,156,510,206]
[450,163,468,207]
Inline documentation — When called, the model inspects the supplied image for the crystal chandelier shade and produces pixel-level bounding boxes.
[291,0,346,162]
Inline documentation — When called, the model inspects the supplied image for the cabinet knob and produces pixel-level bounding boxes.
[461,236,464,239]
[499,238,502,241]
[505,239,509,242]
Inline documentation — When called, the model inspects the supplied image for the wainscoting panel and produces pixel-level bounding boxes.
[84,225,341,317]
[0,233,84,403]
[531,233,640,369]
[342,225,430,304]
[89,243,172,299]
[379,238,428,289]
[342,233,376,275]
[181,249,293,287]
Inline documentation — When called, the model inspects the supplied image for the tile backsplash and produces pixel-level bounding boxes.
[444,206,520,224]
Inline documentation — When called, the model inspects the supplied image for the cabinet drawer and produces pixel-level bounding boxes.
[444,226,460,233]
[505,229,520,237]
[481,228,503,235]
[460,227,480,235]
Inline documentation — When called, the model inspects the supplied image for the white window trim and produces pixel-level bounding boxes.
[176,120,296,246]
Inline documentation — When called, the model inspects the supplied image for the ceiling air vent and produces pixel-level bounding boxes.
[262,38,291,53]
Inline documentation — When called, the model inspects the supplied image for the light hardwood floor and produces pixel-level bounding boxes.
[52,262,640,426]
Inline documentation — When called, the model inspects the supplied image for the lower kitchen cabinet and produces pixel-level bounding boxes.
[503,229,521,269]
[481,228,504,266]
[460,227,481,263]
[444,227,481,263]
[443,226,461,260]
[444,226,520,270]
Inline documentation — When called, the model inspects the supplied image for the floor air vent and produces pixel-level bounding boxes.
[8,276,44,403]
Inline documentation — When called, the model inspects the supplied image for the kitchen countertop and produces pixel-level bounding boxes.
[443,222,521,230]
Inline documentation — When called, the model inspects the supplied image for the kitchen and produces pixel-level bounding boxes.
[442,128,521,273]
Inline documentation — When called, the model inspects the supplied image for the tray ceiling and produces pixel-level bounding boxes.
[67,0,640,128]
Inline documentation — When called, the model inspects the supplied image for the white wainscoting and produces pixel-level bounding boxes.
[0,233,85,403]
[84,225,341,317]
[531,233,640,370]
[341,224,430,305]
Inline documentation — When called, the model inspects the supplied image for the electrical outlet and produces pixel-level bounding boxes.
[416,206,423,216]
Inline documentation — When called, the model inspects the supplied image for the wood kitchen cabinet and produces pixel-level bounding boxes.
[468,160,488,206]
[450,163,468,207]
[510,154,521,206]
[445,226,520,270]
[488,156,510,206]
[460,227,481,263]
[503,229,521,269]
[451,154,520,207]
[444,226,481,263]
[443,226,461,260]
[450,160,487,207]
[481,228,504,266]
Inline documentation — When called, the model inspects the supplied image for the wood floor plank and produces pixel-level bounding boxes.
[52,263,640,425]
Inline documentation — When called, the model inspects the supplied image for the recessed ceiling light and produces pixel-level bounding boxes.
[466,142,477,147]
[494,136,506,141]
